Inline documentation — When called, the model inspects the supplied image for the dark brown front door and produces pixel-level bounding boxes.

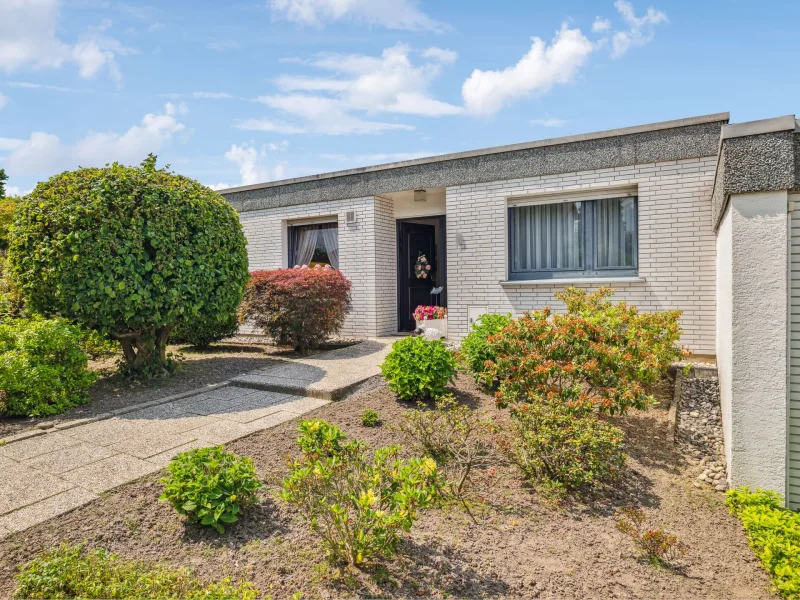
[398,221,437,331]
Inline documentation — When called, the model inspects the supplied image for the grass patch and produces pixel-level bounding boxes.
[14,544,258,599]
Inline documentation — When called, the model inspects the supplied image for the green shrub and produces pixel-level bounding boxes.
[8,155,249,376]
[13,544,258,599]
[380,336,456,401]
[281,419,441,566]
[159,446,262,534]
[616,505,687,565]
[727,487,800,599]
[501,401,627,493]
[488,288,684,414]
[397,395,498,513]
[240,267,352,352]
[0,317,96,417]
[361,409,380,427]
[76,326,120,360]
[170,311,239,349]
[459,313,512,385]
[296,418,347,457]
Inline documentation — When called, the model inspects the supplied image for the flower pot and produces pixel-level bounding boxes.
[416,318,447,338]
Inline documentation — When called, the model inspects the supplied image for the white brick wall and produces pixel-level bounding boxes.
[445,156,718,355]
[239,196,397,337]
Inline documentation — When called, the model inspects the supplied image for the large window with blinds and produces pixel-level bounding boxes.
[508,196,638,280]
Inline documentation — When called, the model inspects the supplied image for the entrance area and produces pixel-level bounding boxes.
[396,216,446,331]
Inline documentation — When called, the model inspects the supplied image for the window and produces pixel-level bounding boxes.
[508,196,638,280]
[289,222,339,268]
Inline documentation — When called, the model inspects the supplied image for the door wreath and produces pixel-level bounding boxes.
[414,253,432,279]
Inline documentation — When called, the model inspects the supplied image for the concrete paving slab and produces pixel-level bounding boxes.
[280,397,331,415]
[60,454,161,494]
[0,432,81,461]
[25,442,117,475]
[170,394,246,417]
[240,410,298,431]
[206,386,261,402]
[145,439,211,468]
[0,461,74,515]
[0,488,98,534]
[187,420,262,445]
[230,339,393,400]
[66,418,147,446]
[110,431,199,459]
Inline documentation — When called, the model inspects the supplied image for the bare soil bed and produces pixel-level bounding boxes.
[0,375,773,599]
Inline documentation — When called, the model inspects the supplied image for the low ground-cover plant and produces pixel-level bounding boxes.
[380,336,456,401]
[459,313,512,386]
[0,317,96,417]
[240,266,351,352]
[488,288,684,414]
[159,446,262,534]
[296,418,347,457]
[616,505,687,565]
[396,395,499,516]
[361,409,380,427]
[170,312,239,349]
[727,487,800,599]
[500,400,626,493]
[13,544,258,599]
[281,419,441,566]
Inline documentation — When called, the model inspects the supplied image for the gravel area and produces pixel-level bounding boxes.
[0,339,358,438]
[0,375,773,599]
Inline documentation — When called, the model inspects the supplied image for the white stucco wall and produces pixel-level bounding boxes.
[716,203,733,471]
[724,190,788,493]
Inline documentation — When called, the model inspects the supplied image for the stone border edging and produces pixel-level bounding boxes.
[0,381,231,447]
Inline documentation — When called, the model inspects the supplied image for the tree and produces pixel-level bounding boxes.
[8,155,249,374]
[0,168,7,199]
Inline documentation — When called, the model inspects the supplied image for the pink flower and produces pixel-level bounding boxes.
[425,265,431,270]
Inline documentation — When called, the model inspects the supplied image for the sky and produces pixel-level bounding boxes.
[0,0,798,195]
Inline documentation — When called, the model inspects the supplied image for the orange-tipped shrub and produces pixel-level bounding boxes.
[240,266,352,351]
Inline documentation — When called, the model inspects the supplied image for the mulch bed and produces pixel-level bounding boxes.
[0,375,773,599]
[0,339,355,438]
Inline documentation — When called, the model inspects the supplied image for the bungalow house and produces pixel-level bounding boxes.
[219,112,800,507]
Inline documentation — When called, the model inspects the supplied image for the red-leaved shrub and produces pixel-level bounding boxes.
[240,266,352,351]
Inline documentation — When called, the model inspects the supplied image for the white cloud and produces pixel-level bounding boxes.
[423,47,457,65]
[462,23,595,116]
[6,80,88,93]
[0,0,136,81]
[251,43,460,135]
[207,182,231,191]
[0,93,8,110]
[610,1,668,58]
[2,103,186,177]
[268,0,446,32]
[592,17,611,32]
[5,186,32,197]
[208,40,241,52]
[224,143,286,186]
[529,117,566,127]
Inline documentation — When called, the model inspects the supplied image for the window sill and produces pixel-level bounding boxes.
[499,276,646,287]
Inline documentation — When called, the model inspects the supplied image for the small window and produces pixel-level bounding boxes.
[289,222,339,268]
[508,196,638,280]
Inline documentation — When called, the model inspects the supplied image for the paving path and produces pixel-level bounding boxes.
[0,338,395,539]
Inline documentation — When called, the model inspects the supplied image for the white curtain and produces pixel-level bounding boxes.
[293,227,318,267]
[512,202,583,271]
[320,226,339,269]
[596,197,636,268]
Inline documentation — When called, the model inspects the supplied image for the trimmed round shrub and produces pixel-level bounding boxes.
[380,336,456,401]
[159,446,262,534]
[502,401,627,492]
[170,311,239,349]
[240,266,352,352]
[0,317,96,417]
[459,312,512,385]
[8,155,249,375]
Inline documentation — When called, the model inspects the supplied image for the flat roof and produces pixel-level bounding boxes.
[218,112,730,196]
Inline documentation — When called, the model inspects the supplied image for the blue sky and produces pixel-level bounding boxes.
[1,0,797,195]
